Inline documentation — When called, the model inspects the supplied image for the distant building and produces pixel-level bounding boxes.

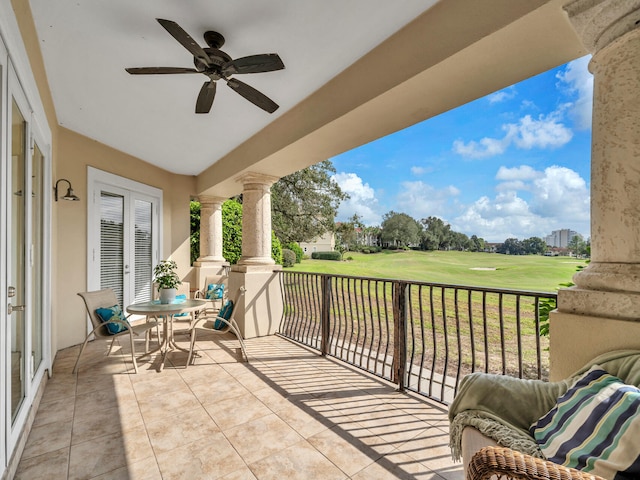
[299,232,335,255]
[545,229,582,248]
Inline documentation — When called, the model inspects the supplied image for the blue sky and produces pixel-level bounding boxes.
[331,55,593,243]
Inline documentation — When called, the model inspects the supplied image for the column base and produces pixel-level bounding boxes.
[558,284,640,321]
[228,268,284,339]
[573,262,640,294]
[549,309,640,381]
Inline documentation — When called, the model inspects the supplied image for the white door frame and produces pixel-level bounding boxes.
[86,167,163,305]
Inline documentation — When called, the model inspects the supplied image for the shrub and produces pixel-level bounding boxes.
[282,249,296,267]
[311,251,342,261]
[285,242,304,263]
[272,232,283,265]
[362,248,370,254]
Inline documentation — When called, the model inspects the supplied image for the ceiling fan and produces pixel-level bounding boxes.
[126,18,285,114]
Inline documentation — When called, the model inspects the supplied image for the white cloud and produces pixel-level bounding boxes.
[488,86,517,104]
[411,166,427,175]
[508,113,573,149]
[395,181,460,220]
[332,172,382,225]
[453,165,590,242]
[556,55,593,130]
[496,165,540,181]
[454,112,573,159]
[452,136,509,159]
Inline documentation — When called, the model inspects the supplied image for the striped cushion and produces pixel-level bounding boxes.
[531,365,640,480]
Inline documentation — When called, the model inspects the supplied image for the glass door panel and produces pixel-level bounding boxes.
[10,98,27,422]
[100,192,125,306]
[133,199,153,304]
[31,143,44,377]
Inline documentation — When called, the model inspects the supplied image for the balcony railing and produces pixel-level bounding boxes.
[278,271,556,405]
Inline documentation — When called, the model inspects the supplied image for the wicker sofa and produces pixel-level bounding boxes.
[449,350,640,480]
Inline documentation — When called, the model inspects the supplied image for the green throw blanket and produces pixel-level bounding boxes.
[448,349,640,461]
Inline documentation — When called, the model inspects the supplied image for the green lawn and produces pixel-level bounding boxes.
[289,250,586,292]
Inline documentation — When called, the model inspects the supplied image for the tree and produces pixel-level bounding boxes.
[222,199,243,264]
[190,200,201,265]
[568,235,587,257]
[380,211,421,247]
[420,216,452,250]
[335,214,363,250]
[522,237,547,255]
[469,235,486,252]
[496,238,523,255]
[271,160,348,245]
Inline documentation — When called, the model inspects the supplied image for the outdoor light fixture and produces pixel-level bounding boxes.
[54,178,80,202]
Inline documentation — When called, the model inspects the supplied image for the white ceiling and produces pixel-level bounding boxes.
[29,0,436,175]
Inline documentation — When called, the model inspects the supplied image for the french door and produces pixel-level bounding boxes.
[2,61,51,466]
[87,168,162,309]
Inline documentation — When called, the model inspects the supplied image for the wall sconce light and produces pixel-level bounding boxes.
[54,178,80,202]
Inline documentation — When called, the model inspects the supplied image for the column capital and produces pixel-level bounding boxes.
[198,195,227,207]
[235,172,280,188]
[564,0,640,51]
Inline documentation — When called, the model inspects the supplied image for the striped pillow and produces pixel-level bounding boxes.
[531,365,640,480]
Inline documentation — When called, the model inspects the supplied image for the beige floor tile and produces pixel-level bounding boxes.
[72,403,144,445]
[251,385,294,412]
[189,376,249,405]
[156,432,246,479]
[16,334,464,480]
[68,424,154,480]
[74,383,137,418]
[21,419,73,460]
[219,466,258,480]
[137,387,201,423]
[41,373,77,404]
[307,425,381,477]
[397,428,464,480]
[131,372,190,399]
[274,402,332,438]
[178,362,233,386]
[14,447,69,480]
[248,439,346,480]
[225,413,303,465]
[89,456,162,480]
[146,405,220,454]
[33,396,75,427]
[203,392,271,431]
[351,451,444,480]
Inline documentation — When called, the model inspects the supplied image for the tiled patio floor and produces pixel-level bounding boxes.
[15,323,464,479]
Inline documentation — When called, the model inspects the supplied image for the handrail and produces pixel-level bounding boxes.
[278,270,556,405]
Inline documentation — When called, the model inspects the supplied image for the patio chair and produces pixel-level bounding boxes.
[74,289,159,374]
[187,286,248,365]
[194,270,229,314]
[450,350,640,480]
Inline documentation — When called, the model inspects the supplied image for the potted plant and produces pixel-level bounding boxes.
[153,260,181,304]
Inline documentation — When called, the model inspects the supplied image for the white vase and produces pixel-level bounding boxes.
[159,288,177,304]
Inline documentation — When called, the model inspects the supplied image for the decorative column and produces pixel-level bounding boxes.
[236,173,279,267]
[193,196,228,292]
[229,172,283,339]
[197,196,226,262]
[550,0,640,379]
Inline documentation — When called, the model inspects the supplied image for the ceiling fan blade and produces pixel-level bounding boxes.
[227,78,279,113]
[222,54,285,76]
[195,81,217,114]
[156,18,211,68]
[125,67,200,75]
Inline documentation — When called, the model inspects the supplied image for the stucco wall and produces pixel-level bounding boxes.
[56,128,196,350]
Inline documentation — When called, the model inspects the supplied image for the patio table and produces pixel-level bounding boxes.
[126,298,205,371]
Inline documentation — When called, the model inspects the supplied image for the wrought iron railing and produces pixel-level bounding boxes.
[278,271,556,405]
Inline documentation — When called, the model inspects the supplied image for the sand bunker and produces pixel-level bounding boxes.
[469,267,496,271]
